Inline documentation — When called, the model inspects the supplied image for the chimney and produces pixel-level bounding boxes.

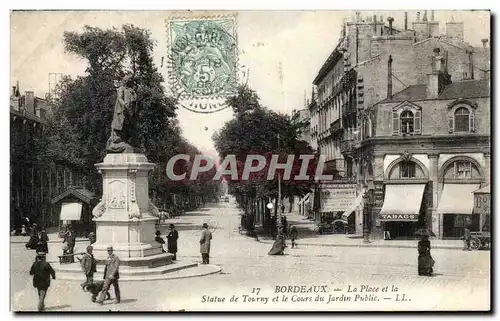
[431,10,435,21]
[404,12,408,30]
[12,86,16,97]
[387,17,394,35]
[481,39,489,48]
[416,12,420,22]
[422,10,428,22]
[427,48,443,98]
[468,50,474,80]
[25,91,35,114]
[373,15,377,33]
[387,55,393,99]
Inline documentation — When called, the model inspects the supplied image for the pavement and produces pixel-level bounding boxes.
[10,200,490,312]
[253,212,465,250]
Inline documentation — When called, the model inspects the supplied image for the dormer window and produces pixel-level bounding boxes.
[447,99,477,134]
[392,102,422,136]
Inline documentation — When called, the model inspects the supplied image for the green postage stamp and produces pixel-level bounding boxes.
[166,12,238,113]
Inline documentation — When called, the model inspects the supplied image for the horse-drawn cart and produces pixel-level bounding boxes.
[469,231,490,250]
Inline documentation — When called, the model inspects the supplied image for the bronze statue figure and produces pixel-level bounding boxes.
[106,72,142,153]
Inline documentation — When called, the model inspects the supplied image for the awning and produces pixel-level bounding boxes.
[60,202,83,221]
[474,184,490,194]
[438,184,480,215]
[379,184,425,221]
[341,193,364,220]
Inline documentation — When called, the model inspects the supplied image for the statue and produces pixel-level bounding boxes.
[106,72,142,153]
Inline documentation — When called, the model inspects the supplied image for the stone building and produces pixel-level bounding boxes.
[10,85,89,229]
[306,11,490,238]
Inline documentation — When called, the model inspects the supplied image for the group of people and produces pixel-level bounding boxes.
[25,224,49,254]
[155,224,179,260]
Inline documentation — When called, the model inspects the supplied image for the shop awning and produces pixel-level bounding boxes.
[60,202,83,221]
[379,184,425,221]
[341,193,364,221]
[438,184,480,215]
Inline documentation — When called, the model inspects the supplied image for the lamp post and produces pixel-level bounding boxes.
[277,133,282,231]
[362,191,370,243]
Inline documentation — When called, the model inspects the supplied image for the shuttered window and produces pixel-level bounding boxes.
[392,111,399,135]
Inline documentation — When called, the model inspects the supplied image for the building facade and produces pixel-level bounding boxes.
[10,87,89,229]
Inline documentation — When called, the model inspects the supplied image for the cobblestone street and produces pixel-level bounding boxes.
[11,202,490,311]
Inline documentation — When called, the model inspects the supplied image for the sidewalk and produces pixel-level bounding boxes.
[257,212,464,250]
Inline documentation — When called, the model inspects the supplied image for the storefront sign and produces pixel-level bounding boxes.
[378,214,418,221]
[474,194,490,215]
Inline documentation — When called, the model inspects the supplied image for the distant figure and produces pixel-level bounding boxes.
[289,226,298,248]
[281,204,285,214]
[88,232,96,246]
[282,216,288,235]
[25,228,39,250]
[21,225,28,236]
[463,225,472,251]
[199,223,212,264]
[62,229,76,255]
[167,224,179,260]
[80,245,97,288]
[29,252,56,312]
[96,246,120,304]
[155,230,166,253]
[268,230,286,255]
[417,235,434,276]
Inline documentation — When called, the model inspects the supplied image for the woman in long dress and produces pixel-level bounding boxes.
[418,235,434,276]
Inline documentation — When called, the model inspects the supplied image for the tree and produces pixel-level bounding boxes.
[37,24,215,209]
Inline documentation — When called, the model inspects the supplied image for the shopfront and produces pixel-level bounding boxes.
[378,184,426,239]
[438,184,480,239]
[319,183,361,233]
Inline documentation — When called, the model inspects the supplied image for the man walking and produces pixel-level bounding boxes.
[96,246,120,304]
[200,223,212,264]
[80,245,97,288]
[29,252,56,312]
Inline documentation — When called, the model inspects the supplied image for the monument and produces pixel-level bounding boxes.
[89,72,171,267]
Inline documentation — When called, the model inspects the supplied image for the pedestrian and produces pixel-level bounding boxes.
[199,223,212,264]
[281,204,285,214]
[29,252,56,312]
[21,225,28,236]
[63,229,76,255]
[36,230,49,254]
[167,224,179,260]
[289,226,298,248]
[26,227,39,250]
[89,232,96,246]
[282,216,288,235]
[417,235,434,276]
[96,246,120,304]
[463,225,472,251]
[268,229,286,255]
[80,245,97,289]
[155,230,166,253]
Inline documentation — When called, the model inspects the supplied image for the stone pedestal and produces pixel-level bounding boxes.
[91,153,172,267]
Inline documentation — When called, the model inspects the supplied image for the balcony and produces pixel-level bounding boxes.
[341,101,356,116]
[329,119,343,135]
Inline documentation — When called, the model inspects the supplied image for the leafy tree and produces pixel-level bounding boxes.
[37,24,215,208]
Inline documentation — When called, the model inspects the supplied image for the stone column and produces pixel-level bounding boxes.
[91,153,172,267]
[428,153,440,239]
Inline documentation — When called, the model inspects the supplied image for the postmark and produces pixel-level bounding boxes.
[166,12,238,113]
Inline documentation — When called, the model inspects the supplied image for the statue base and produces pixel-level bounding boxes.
[91,153,171,268]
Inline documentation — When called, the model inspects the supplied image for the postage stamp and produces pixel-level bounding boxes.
[166,12,238,113]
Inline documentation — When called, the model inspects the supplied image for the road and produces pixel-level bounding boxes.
[10,200,490,311]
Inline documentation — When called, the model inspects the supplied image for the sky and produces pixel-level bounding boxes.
[10,10,490,155]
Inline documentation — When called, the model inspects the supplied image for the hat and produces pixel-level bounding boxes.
[203,223,208,228]
[155,230,161,236]
[169,224,175,228]
[106,246,113,251]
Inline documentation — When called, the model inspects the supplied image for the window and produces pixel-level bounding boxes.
[400,111,414,134]
[454,161,472,178]
[392,105,421,136]
[454,107,471,132]
[400,161,416,178]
